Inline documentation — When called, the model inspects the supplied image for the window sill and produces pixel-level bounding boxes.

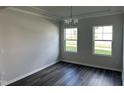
[64,51,77,53]
[93,53,112,57]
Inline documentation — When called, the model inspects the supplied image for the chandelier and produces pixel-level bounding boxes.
[64,6,78,25]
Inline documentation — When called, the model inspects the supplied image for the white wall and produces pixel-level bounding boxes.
[0,8,59,85]
[61,14,123,71]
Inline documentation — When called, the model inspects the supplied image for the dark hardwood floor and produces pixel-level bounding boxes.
[9,61,122,86]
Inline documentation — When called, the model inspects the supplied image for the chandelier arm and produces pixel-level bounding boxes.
[64,6,78,25]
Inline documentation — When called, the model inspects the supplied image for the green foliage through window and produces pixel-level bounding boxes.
[93,26,112,56]
[65,28,77,52]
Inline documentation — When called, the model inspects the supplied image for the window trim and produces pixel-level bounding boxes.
[92,25,113,57]
[64,27,78,53]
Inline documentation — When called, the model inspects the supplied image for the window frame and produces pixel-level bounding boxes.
[64,27,78,53]
[92,25,113,56]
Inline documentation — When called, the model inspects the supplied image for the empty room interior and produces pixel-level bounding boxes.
[0,6,124,86]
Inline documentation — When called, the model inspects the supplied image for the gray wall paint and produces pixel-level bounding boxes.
[122,12,124,86]
[0,8,59,84]
[61,14,123,71]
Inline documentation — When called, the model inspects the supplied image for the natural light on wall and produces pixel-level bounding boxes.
[64,28,77,52]
[93,25,113,56]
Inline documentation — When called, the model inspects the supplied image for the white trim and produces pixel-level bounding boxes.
[64,27,78,53]
[63,11,123,20]
[3,60,59,86]
[92,25,113,57]
[61,59,122,72]
[33,7,123,20]
[122,71,124,86]
[6,6,124,21]
[6,7,60,21]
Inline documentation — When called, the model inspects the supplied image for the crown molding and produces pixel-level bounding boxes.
[6,6,61,21]
[6,6,124,22]
[62,9,123,20]
[32,6,123,20]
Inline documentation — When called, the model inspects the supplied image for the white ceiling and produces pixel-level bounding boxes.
[35,6,122,18]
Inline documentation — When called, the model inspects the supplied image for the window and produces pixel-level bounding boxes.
[64,28,77,52]
[93,25,113,56]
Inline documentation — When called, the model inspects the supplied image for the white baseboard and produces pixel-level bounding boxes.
[61,59,122,72]
[122,71,124,86]
[3,60,59,86]
[2,59,122,86]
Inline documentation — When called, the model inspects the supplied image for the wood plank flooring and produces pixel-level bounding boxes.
[9,61,122,86]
